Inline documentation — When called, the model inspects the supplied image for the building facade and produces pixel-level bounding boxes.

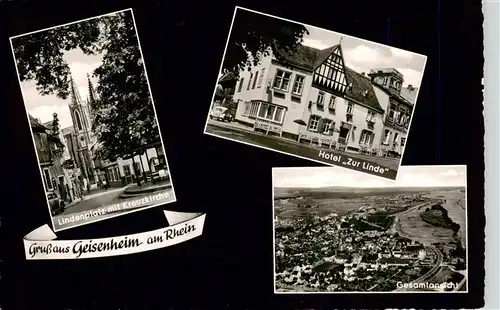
[232,44,389,155]
[64,75,169,188]
[68,75,98,184]
[369,69,415,158]
[30,114,77,202]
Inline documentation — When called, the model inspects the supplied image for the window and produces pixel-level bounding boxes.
[43,168,52,190]
[366,110,376,123]
[123,165,131,176]
[238,78,244,92]
[307,115,321,131]
[75,110,83,131]
[107,169,113,182]
[256,103,285,123]
[134,162,141,174]
[383,77,389,86]
[244,101,285,123]
[393,133,400,146]
[388,104,397,120]
[243,101,251,115]
[273,69,292,91]
[383,129,391,145]
[248,102,259,117]
[252,70,258,89]
[359,130,374,145]
[292,75,305,95]
[329,96,336,109]
[347,102,354,114]
[257,69,265,88]
[108,168,115,181]
[320,119,334,135]
[400,137,406,147]
[274,108,284,123]
[247,73,253,90]
[317,92,325,105]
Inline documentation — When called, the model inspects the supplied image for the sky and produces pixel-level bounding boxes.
[301,25,426,88]
[19,49,103,129]
[273,166,466,188]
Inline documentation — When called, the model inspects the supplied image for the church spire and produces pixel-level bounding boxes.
[69,74,83,106]
[87,73,98,109]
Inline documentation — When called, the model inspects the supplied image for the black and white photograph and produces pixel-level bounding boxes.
[273,165,467,293]
[204,7,427,180]
[10,9,176,232]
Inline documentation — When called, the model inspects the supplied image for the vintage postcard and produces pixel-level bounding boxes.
[273,165,467,293]
[10,9,176,231]
[204,7,427,180]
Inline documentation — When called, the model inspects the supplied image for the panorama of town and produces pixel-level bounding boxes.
[274,187,467,292]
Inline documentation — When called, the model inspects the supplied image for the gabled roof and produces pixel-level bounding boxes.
[29,114,48,133]
[275,44,383,112]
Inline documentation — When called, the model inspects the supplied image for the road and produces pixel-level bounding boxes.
[205,120,400,176]
[60,187,125,216]
[52,187,175,230]
[394,244,443,292]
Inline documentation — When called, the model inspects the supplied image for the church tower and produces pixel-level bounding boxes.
[68,73,97,184]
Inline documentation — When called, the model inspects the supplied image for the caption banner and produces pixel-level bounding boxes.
[23,211,206,260]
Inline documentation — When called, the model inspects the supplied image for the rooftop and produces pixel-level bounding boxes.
[274,44,384,112]
[369,68,404,80]
[29,114,48,133]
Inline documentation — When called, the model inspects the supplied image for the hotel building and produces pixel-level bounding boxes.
[231,44,415,157]
[369,68,416,158]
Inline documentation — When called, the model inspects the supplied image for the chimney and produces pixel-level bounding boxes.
[361,72,365,77]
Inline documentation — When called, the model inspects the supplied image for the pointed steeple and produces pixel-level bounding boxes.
[69,74,83,106]
[87,73,98,109]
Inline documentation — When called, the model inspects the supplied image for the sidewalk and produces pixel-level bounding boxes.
[206,119,400,169]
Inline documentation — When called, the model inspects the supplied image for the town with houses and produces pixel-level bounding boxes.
[28,72,173,229]
[274,192,467,292]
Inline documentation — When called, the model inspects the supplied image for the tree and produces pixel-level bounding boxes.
[11,19,102,99]
[222,9,309,74]
[12,11,158,186]
[92,11,159,162]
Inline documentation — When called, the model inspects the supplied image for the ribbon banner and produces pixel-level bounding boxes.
[23,211,206,260]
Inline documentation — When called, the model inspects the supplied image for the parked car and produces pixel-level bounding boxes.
[209,106,233,122]
[47,191,65,215]
[152,169,170,182]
